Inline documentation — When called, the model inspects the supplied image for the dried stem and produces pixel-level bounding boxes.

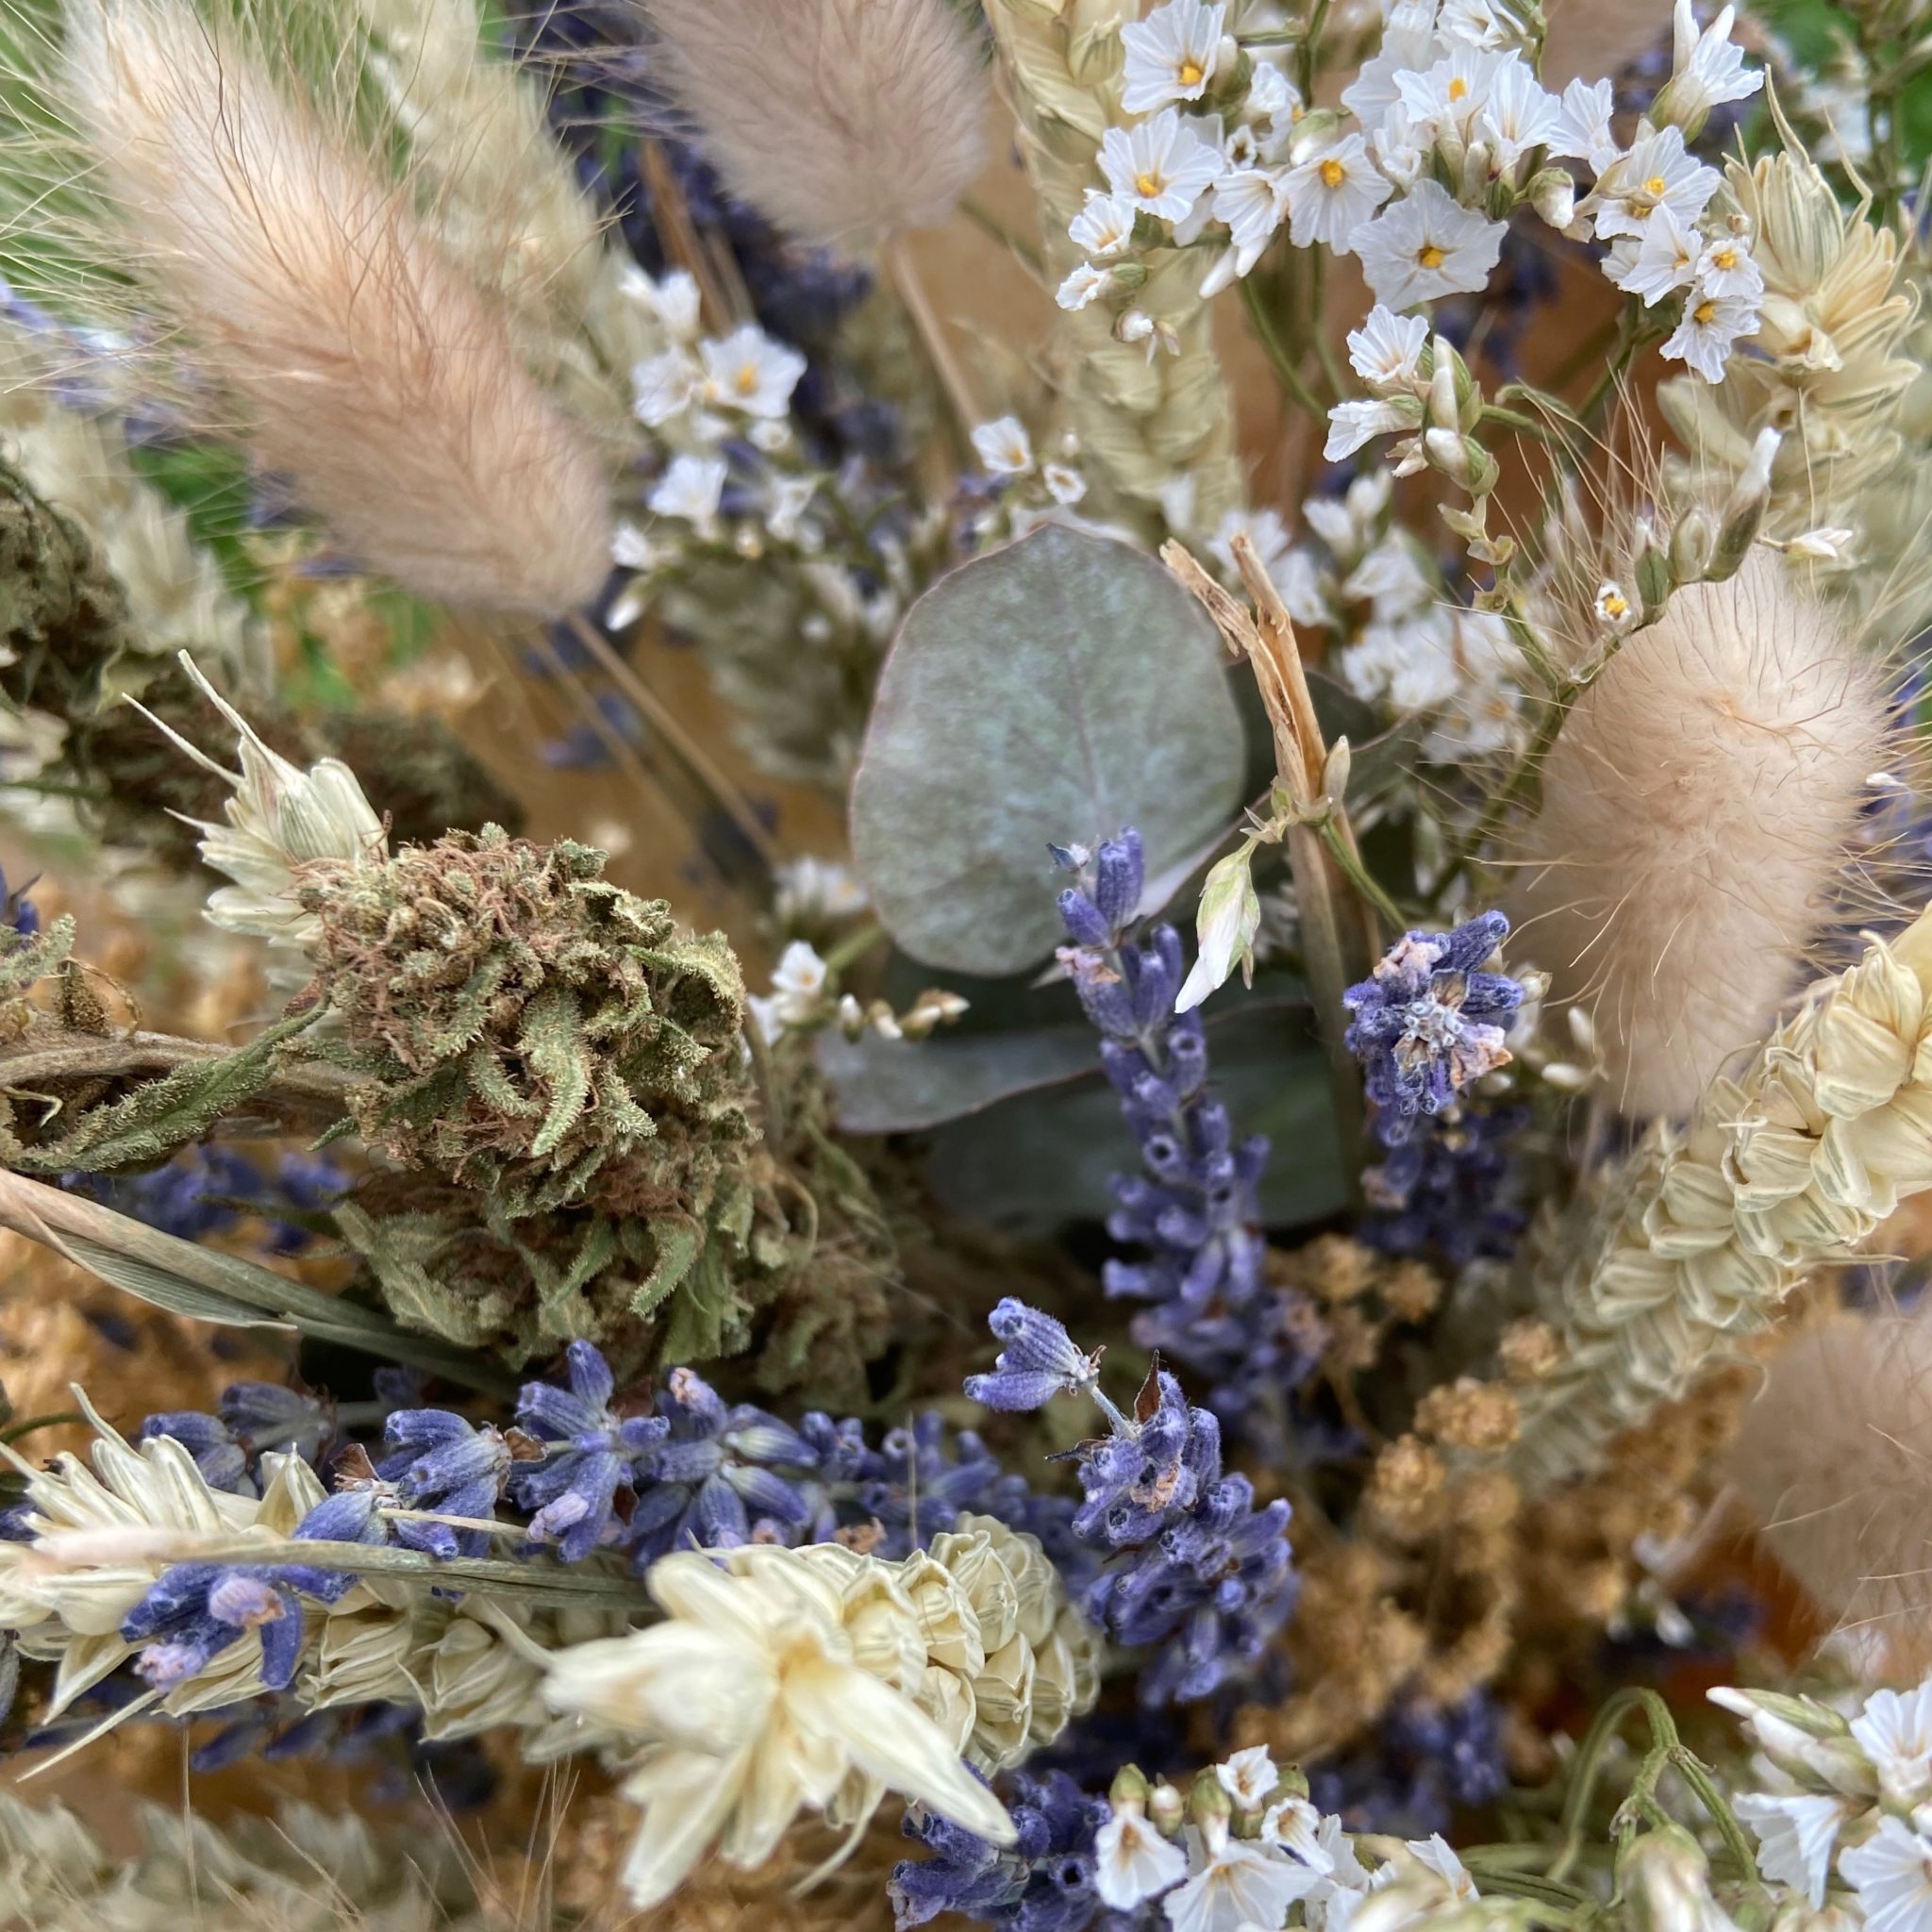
[886,234,979,458]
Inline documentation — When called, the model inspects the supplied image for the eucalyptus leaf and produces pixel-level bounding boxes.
[850,523,1245,975]
[817,1024,1102,1134]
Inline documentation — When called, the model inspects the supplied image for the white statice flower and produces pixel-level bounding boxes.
[1351,1836,1481,1932]
[1100,108,1226,223]
[1164,1820,1321,1932]
[610,521,667,574]
[1344,533,1436,619]
[1095,1808,1189,1910]
[139,656,386,955]
[698,325,806,419]
[1695,231,1764,301]
[1306,1816,1374,1932]
[1343,608,1462,713]
[1245,60,1303,158]
[973,416,1035,475]
[1609,206,1700,304]
[1325,397,1418,462]
[1348,305,1430,389]
[1120,0,1226,115]
[1440,0,1535,52]
[774,855,869,927]
[618,263,703,341]
[1554,77,1621,171]
[1591,124,1721,242]
[1734,1793,1854,1909]
[542,1550,1013,1910]
[1284,132,1391,251]
[1352,180,1506,307]
[1216,1746,1277,1810]
[1042,462,1088,506]
[647,453,727,536]
[1392,44,1507,157]
[1708,1687,1880,1798]
[1656,0,1763,131]
[1851,1681,1932,1807]
[1069,192,1141,258]
[1204,168,1290,291]
[1662,288,1758,382]
[748,940,831,1041]
[1476,55,1564,170]
[1304,467,1393,557]
[1260,1794,1332,1871]
[1340,0,1442,125]
[1058,262,1113,310]
[630,349,697,428]
[765,475,819,545]
[1369,101,1430,193]
[1842,1816,1932,1932]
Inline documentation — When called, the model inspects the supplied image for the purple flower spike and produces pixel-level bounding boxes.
[962,1298,1103,1412]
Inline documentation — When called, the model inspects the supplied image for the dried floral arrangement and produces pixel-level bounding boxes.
[3,0,1932,1927]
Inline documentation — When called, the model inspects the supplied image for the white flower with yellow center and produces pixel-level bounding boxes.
[1695,232,1764,301]
[1591,124,1721,242]
[647,453,728,537]
[1120,0,1226,116]
[972,416,1035,476]
[697,325,807,420]
[1663,286,1758,382]
[543,1548,1013,1909]
[1352,180,1505,307]
[1284,132,1391,251]
[1099,108,1225,224]
[1392,45,1507,156]
[1609,206,1701,305]
[1069,192,1141,258]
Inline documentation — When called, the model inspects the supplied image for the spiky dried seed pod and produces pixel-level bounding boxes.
[643,0,990,249]
[1510,555,1890,1120]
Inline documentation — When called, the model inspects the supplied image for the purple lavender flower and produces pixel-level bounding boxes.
[511,1341,668,1561]
[965,1299,1105,1412]
[1342,913,1523,1144]
[139,1410,252,1494]
[377,1409,513,1557]
[219,1382,332,1462]
[1363,1100,1528,1266]
[625,1367,817,1563]
[964,1307,1295,1707]
[891,1772,1113,1932]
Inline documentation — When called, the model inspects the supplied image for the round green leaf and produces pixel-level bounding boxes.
[850,523,1244,974]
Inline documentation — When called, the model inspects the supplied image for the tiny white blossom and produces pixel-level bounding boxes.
[1058,262,1114,309]
[1593,579,1636,630]
[1440,0,1534,51]
[1339,0,1441,125]
[1042,462,1088,506]
[1120,0,1226,116]
[1069,192,1141,258]
[1216,1746,1278,1810]
[631,349,697,427]
[765,475,819,544]
[1095,1809,1189,1910]
[648,453,728,536]
[1788,525,1857,562]
[1211,167,1291,275]
[1348,305,1431,389]
[1343,533,1435,618]
[1552,76,1621,171]
[1591,124,1722,242]
[1343,608,1461,712]
[1303,468,1391,555]
[1393,45,1507,155]
[1662,288,1757,382]
[1324,397,1415,462]
[1101,108,1227,223]
[1260,1794,1333,1871]
[1852,1681,1932,1807]
[610,521,665,573]
[1306,1816,1374,1932]
[1164,1823,1321,1932]
[1842,1815,1932,1932]
[1694,232,1764,300]
[1352,180,1506,307]
[774,855,869,924]
[1175,844,1261,1012]
[1734,1793,1853,1909]
[1475,55,1564,170]
[1246,61,1303,158]
[973,416,1035,475]
[1609,206,1700,304]
[1284,132,1391,251]
[619,264,702,341]
[749,940,831,1040]
[1657,0,1763,129]
[699,325,806,419]
[1407,1837,1479,1901]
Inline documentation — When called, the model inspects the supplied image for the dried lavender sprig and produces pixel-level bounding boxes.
[966,1299,1295,1707]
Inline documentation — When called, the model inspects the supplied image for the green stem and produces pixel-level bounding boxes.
[1308,246,1345,403]
[1549,1688,1676,1882]
[1318,818,1404,928]
[1241,274,1327,423]
[0,1410,83,1445]
[824,923,888,975]
[1480,402,1564,442]
[1671,1747,1762,1886]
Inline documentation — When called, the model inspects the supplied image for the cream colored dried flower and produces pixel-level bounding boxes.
[643,0,989,249]
[543,1542,1020,1908]
[128,656,386,956]
[1511,905,1932,1487]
